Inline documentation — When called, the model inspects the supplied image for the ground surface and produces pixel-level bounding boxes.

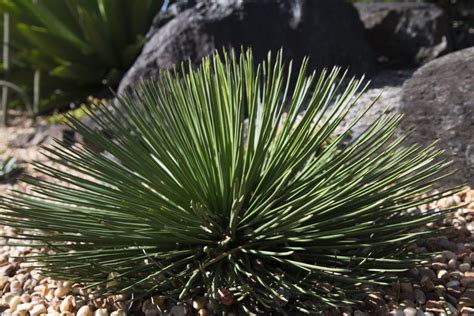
[0,71,474,315]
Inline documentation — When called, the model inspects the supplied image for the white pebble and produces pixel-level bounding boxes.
[437,269,449,280]
[94,308,109,316]
[16,302,32,312]
[404,307,417,316]
[77,306,93,316]
[10,280,22,294]
[9,296,21,311]
[31,304,46,316]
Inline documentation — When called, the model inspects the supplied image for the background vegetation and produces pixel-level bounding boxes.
[0,0,168,122]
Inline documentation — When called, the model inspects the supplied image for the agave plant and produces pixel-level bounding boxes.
[0,50,456,313]
[0,0,169,112]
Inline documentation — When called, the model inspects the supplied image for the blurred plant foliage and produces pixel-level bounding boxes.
[0,50,458,313]
[46,97,102,125]
[0,0,168,113]
[0,156,20,181]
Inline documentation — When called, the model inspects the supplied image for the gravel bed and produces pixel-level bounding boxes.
[1,73,474,315]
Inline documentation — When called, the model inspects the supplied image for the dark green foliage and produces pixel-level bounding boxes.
[0,0,168,112]
[0,50,456,313]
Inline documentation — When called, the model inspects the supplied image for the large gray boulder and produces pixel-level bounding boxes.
[355,2,451,67]
[400,47,474,188]
[118,0,375,94]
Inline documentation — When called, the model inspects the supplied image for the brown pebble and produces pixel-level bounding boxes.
[399,282,413,293]
[60,295,74,313]
[55,286,70,298]
[107,272,119,288]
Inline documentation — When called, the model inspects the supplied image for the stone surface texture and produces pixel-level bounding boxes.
[400,47,474,188]
[118,0,375,94]
[355,2,451,66]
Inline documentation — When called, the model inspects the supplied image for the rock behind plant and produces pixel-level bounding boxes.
[400,46,474,189]
[119,0,375,94]
[355,2,452,67]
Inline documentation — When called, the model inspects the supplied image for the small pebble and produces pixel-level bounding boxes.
[414,289,426,304]
[460,262,471,272]
[446,279,461,288]
[144,308,159,316]
[433,254,446,263]
[94,308,109,316]
[403,307,417,316]
[30,304,46,316]
[437,269,449,280]
[193,297,207,310]
[54,286,70,298]
[16,302,32,312]
[170,305,187,316]
[400,282,413,293]
[77,305,93,316]
[60,295,74,313]
[389,309,404,316]
[9,295,21,311]
[448,258,458,270]
[442,250,457,261]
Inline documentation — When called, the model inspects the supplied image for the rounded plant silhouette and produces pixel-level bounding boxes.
[1,50,454,313]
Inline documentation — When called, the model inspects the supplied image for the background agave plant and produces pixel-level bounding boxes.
[0,0,168,113]
[0,50,456,313]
